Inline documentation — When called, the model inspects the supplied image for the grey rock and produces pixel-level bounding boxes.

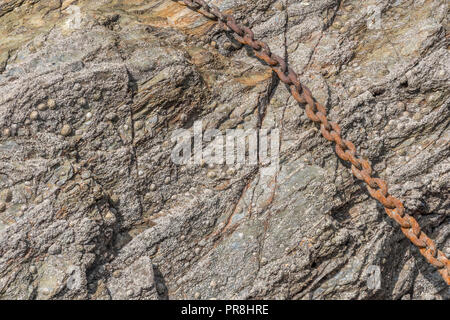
[107,257,158,300]
[0,0,448,300]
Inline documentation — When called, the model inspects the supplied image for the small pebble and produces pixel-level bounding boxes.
[35,195,43,204]
[0,202,6,212]
[274,2,284,11]
[112,270,121,278]
[134,121,144,131]
[106,112,118,122]
[37,103,48,111]
[413,113,423,121]
[123,124,129,131]
[226,168,236,176]
[438,70,445,77]
[81,171,91,179]
[194,292,201,299]
[207,171,216,179]
[77,97,87,107]
[104,211,115,222]
[2,128,11,137]
[210,41,217,48]
[210,280,217,288]
[150,184,157,191]
[397,102,406,111]
[60,124,72,136]
[126,289,134,297]
[85,112,93,120]
[48,243,61,255]
[110,193,119,204]
[47,99,57,109]
[92,91,102,101]
[29,265,37,274]
[41,287,52,296]
[29,111,39,120]
[164,177,171,184]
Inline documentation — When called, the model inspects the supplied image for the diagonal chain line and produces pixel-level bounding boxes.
[171,0,450,285]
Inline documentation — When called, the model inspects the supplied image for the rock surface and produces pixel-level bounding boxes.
[0,0,448,299]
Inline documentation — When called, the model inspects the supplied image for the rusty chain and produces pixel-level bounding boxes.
[171,0,450,285]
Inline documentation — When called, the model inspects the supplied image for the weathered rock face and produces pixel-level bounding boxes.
[0,0,448,300]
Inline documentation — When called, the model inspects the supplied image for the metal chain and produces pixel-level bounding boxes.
[171,0,450,285]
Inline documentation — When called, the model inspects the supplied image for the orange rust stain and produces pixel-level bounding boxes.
[235,69,272,87]
[214,180,231,191]
[153,2,187,19]
[55,206,68,219]
[299,238,313,248]
[144,2,215,35]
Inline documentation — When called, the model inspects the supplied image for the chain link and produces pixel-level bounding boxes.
[171,0,449,285]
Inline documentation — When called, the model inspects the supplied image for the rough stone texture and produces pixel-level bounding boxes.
[0,0,448,300]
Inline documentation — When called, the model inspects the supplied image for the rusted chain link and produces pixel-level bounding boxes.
[171,0,450,285]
